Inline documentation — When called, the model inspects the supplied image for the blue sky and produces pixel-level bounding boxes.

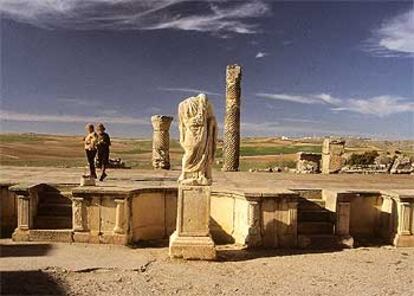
[0,0,413,138]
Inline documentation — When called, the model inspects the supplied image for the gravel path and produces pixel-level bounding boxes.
[1,240,413,296]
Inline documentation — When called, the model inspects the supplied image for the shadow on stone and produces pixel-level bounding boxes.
[129,239,169,249]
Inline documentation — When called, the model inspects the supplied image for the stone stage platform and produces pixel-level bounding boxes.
[1,166,413,250]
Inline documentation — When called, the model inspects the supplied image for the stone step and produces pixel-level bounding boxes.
[37,203,72,216]
[28,229,73,243]
[39,192,72,205]
[298,222,334,235]
[298,210,332,223]
[298,199,326,211]
[298,234,352,249]
[34,216,72,229]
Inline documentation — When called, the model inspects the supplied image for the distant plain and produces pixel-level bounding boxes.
[0,133,413,171]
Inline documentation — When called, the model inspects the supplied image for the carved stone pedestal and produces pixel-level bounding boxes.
[169,186,216,260]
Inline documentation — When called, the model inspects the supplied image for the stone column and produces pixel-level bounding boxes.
[322,138,345,174]
[72,197,85,232]
[336,202,351,236]
[113,199,125,234]
[222,64,242,172]
[151,115,173,170]
[169,94,217,260]
[17,194,31,230]
[397,202,412,236]
[246,200,261,247]
[336,201,354,247]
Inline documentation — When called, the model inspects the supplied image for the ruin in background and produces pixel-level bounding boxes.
[2,65,414,260]
[222,64,242,172]
[151,115,173,170]
[296,152,321,174]
[169,94,217,260]
[322,138,345,174]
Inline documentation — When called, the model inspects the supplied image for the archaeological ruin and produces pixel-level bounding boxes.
[151,115,173,170]
[169,94,217,259]
[222,64,242,172]
[322,138,345,174]
[1,65,413,262]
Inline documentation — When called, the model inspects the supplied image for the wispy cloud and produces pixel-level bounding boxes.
[0,109,148,125]
[255,51,268,59]
[159,87,221,97]
[0,0,270,36]
[256,93,339,105]
[57,98,101,106]
[332,96,414,117]
[256,92,414,117]
[363,7,414,57]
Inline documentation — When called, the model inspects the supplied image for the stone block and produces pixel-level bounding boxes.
[210,193,235,243]
[131,192,166,241]
[169,231,216,260]
[169,186,216,260]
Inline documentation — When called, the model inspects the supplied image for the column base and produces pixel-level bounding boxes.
[393,234,414,247]
[169,231,216,260]
[12,229,30,241]
[337,235,354,248]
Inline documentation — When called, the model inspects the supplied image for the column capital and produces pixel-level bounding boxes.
[151,115,173,130]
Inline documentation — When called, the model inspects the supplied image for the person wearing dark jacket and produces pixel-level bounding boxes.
[96,123,111,181]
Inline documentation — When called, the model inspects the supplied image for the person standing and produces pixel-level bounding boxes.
[84,123,98,179]
[96,123,111,181]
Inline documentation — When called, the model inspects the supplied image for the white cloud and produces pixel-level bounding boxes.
[365,8,414,57]
[256,93,336,105]
[332,95,414,117]
[255,51,268,59]
[159,87,221,97]
[57,98,101,106]
[0,109,148,125]
[256,92,414,117]
[0,0,270,36]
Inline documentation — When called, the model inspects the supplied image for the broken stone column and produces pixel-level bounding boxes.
[222,64,242,172]
[322,138,345,174]
[170,94,217,260]
[151,115,173,170]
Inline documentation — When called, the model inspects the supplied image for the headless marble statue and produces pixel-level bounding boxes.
[178,94,217,186]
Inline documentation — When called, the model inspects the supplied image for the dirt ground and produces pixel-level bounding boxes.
[1,239,413,296]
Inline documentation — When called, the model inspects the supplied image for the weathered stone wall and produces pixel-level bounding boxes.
[296,152,321,174]
[223,64,242,172]
[131,190,177,241]
[210,191,298,248]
